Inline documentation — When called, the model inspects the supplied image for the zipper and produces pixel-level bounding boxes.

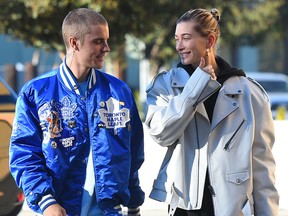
[223,119,245,151]
[195,116,200,208]
[208,185,216,197]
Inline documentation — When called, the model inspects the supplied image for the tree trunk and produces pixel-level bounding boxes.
[25,62,37,82]
[114,46,126,81]
[283,0,288,75]
[230,42,239,67]
[4,64,17,93]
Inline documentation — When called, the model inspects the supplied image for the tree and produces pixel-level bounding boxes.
[0,0,285,79]
[136,0,284,75]
[219,0,283,66]
[272,0,288,73]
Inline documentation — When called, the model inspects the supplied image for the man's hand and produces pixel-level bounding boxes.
[199,57,217,80]
[43,204,66,216]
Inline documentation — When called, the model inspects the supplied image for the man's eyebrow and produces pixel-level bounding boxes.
[93,37,109,40]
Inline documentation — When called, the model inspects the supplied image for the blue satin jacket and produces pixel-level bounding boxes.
[9,60,145,215]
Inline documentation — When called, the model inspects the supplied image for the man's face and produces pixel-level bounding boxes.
[77,24,110,69]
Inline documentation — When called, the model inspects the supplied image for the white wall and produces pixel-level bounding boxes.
[273,120,288,210]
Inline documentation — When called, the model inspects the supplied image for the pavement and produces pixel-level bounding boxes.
[18,121,288,216]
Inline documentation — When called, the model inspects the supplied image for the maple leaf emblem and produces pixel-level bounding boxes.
[98,97,130,129]
[56,96,77,120]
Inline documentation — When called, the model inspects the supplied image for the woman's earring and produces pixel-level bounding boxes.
[206,48,210,57]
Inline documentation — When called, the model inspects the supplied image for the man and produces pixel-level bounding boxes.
[9,8,144,216]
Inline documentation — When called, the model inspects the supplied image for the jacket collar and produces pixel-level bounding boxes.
[59,58,97,95]
[211,76,244,130]
[170,67,190,88]
[170,66,245,129]
[221,76,244,96]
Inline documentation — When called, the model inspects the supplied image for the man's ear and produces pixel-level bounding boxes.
[69,37,79,51]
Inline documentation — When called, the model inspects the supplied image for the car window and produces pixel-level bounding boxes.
[257,80,288,93]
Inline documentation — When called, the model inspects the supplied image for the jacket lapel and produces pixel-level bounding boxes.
[211,77,244,130]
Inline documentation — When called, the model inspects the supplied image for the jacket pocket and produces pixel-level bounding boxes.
[226,170,249,185]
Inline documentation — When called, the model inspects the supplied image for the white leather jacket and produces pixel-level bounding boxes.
[145,67,279,216]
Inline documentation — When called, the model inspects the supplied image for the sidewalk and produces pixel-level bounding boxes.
[18,121,288,215]
[17,204,288,216]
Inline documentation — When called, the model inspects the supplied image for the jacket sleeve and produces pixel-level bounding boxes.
[9,88,55,212]
[251,86,279,215]
[127,95,145,208]
[145,67,220,146]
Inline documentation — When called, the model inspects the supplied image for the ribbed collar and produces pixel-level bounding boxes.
[59,58,97,95]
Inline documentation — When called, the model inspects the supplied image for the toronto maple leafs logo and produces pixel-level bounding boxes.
[98,97,130,129]
[56,96,77,120]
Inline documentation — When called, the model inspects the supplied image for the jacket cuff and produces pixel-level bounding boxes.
[128,207,140,216]
[113,205,122,214]
[38,194,57,212]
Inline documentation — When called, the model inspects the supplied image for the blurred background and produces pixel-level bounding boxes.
[1,0,288,215]
[1,0,288,119]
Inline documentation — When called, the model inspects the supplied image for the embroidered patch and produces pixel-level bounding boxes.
[60,137,75,148]
[56,96,77,120]
[98,97,130,129]
[47,111,63,138]
[68,120,76,128]
[42,131,50,144]
[38,102,52,122]
[38,97,77,143]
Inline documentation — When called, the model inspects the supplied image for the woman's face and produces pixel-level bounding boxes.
[175,21,207,68]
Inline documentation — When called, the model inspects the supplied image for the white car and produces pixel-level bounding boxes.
[246,72,288,120]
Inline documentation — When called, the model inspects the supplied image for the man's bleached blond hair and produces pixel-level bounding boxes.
[62,8,108,49]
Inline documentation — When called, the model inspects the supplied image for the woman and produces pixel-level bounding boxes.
[145,8,279,216]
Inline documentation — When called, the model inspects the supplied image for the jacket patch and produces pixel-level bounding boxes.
[47,111,62,138]
[60,137,75,148]
[55,96,77,120]
[98,97,130,129]
[38,96,77,143]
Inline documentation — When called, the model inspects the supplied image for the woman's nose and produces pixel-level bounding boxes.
[176,40,183,51]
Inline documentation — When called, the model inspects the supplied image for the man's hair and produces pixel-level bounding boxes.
[62,8,108,48]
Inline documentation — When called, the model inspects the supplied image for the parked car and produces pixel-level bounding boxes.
[246,72,288,119]
[0,76,24,216]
